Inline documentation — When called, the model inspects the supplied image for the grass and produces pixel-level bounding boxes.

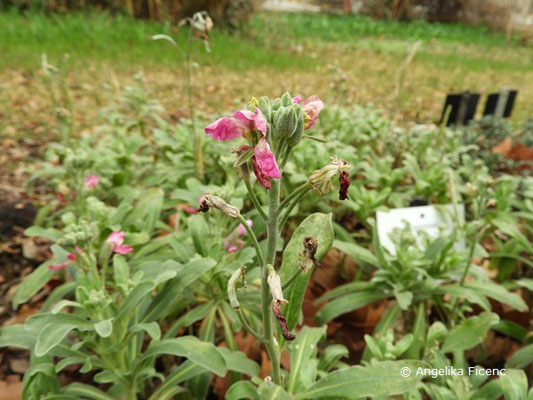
[0,11,316,71]
[0,8,532,137]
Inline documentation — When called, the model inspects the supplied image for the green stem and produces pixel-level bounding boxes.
[237,214,265,265]
[184,26,203,177]
[278,188,311,232]
[245,179,267,222]
[278,182,309,213]
[236,308,262,341]
[262,178,281,385]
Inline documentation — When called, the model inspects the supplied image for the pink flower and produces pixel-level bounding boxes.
[66,253,76,261]
[292,95,302,104]
[48,263,68,271]
[106,231,133,255]
[254,138,281,179]
[224,219,253,253]
[233,107,267,136]
[237,219,253,236]
[205,117,246,141]
[302,96,324,130]
[85,175,99,188]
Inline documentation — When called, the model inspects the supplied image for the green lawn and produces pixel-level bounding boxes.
[0,9,531,132]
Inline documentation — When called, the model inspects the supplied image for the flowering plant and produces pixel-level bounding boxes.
[201,92,355,387]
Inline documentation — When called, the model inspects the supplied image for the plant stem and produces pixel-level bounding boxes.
[244,179,267,222]
[261,178,281,385]
[278,188,311,231]
[235,308,262,341]
[236,214,265,265]
[278,182,309,213]
[184,26,203,177]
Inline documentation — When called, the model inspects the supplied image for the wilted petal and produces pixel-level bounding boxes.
[292,95,302,104]
[84,175,99,188]
[251,156,271,190]
[339,170,350,200]
[49,263,67,271]
[302,95,324,130]
[205,117,246,141]
[233,107,267,136]
[254,138,281,179]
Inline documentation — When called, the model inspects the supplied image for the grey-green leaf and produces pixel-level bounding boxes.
[279,213,334,331]
[315,292,389,324]
[295,360,425,399]
[94,319,113,338]
[441,312,499,354]
[142,336,226,377]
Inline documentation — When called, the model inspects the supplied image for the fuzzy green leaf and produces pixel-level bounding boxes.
[279,213,334,330]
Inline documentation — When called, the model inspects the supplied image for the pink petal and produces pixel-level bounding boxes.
[233,107,267,136]
[254,138,281,179]
[184,206,198,214]
[114,245,133,255]
[292,95,302,104]
[49,263,67,271]
[84,175,99,188]
[251,156,271,190]
[66,253,76,261]
[205,117,246,141]
[75,246,84,254]
[107,231,125,247]
[302,95,325,130]
[237,219,253,236]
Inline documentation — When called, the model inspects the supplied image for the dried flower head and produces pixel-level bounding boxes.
[272,300,296,341]
[299,236,322,273]
[307,156,351,195]
[198,193,240,218]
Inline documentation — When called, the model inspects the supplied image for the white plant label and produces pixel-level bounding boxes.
[376,204,465,255]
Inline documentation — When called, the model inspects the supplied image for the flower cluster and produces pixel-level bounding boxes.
[204,93,324,190]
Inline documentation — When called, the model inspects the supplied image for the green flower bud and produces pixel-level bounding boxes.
[274,107,298,138]
[280,92,292,107]
[258,96,272,122]
[271,98,282,111]
[287,110,304,148]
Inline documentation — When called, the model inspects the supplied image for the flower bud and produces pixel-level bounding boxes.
[258,96,272,122]
[280,92,292,107]
[271,98,282,111]
[274,107,298,139]
[286,110,304,148]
